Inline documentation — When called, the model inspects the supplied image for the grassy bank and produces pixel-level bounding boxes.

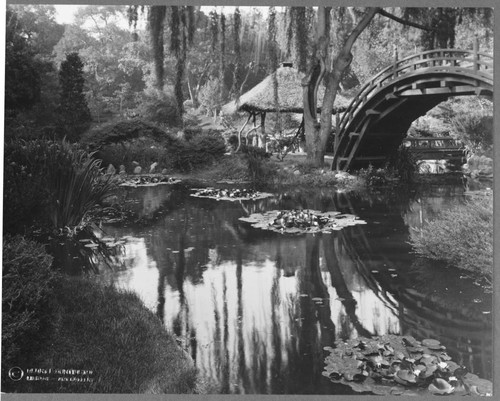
[6,277,199,393]
[2,237,199,394]
[409,193,493,290]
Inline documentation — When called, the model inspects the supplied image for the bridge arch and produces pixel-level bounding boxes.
[333,49,493,171]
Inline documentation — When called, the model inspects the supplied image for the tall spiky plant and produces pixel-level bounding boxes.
[42,140,115,230]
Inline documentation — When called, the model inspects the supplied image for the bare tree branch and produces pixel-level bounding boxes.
[377,8,434,31]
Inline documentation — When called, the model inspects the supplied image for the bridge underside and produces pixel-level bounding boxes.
[335,71,493,171]
[349,95,448,169]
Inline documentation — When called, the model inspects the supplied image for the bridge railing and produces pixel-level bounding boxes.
[338,49,493,137]
[402,137,464,150]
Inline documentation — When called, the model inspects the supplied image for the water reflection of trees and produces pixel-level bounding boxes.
[102,183,491,393]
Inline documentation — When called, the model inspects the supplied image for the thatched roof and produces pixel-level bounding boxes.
[221,66,352,115]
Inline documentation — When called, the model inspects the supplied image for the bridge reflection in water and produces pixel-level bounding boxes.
[98,185,491,394]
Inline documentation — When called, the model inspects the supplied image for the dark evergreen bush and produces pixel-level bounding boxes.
[81,119,173,149]
[170,131,226,171]
[134,88,180,126]
[3,140,48,233]
[57,52,91,141]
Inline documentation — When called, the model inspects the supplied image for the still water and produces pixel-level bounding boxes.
[97,183,492,394]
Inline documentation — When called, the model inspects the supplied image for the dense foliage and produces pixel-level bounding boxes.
[449,100,493,156]
[89,123,226,173]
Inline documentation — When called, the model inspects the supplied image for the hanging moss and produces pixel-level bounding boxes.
[148,6,166,89]
[267,7,281,133]
[170,6,180,56]
[210,10,218,52]
[219,12,226,100]
[293,7,308,72]
[231,8,242,98]
[186,6,195,46]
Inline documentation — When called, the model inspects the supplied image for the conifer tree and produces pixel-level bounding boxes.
[58,52,91,139]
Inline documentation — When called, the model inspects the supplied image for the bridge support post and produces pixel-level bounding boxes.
[473,37,479,71]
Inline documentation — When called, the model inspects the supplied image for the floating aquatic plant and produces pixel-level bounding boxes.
[239,209,366,234]
[190,187,273,201]
[119,175,181,187]
[322,335,492,396]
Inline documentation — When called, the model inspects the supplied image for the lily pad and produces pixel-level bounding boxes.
[422,338,442,350]
[191,187,273,201]
[120,175,181,187]
[323,334,492,396]
[239,209,366,234]
[428,378,454,395]
[394,369,417,385]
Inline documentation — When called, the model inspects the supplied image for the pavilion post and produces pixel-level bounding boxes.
[260,112,267,150]
[251,113,257,146]
[236,113,252,152]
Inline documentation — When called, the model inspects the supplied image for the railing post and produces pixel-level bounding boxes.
[334,112,340,155]
[392,45,399,78]
[473,36,479,71]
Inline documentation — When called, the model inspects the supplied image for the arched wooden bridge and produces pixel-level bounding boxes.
[332,48,493,171]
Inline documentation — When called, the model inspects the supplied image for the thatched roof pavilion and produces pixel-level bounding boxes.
[221,65,352,115]
[221,65,352,151]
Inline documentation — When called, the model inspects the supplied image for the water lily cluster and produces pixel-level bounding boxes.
[239,209,366,234]
[119,176,181,187]
[191,187,273,201]
[323,335,492,396]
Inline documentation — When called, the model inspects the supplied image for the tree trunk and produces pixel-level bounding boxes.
[302,7,378,167]
[186,70,198,108]
[304,116,323,165]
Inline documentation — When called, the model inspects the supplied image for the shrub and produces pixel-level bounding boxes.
[241,145,271,160]
[387,146,418,183]
[170,131,226,172]
[96,137,176,173]
[81,119,171,149]
[134,87,180,126]
[451,110,493,156]
[358,164,395,186]
[243,147,276,185]
[409,195,493,289]
[198,154,250,181]
[2,235,58,388]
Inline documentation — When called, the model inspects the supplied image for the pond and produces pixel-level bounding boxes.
[96,183,492,395]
